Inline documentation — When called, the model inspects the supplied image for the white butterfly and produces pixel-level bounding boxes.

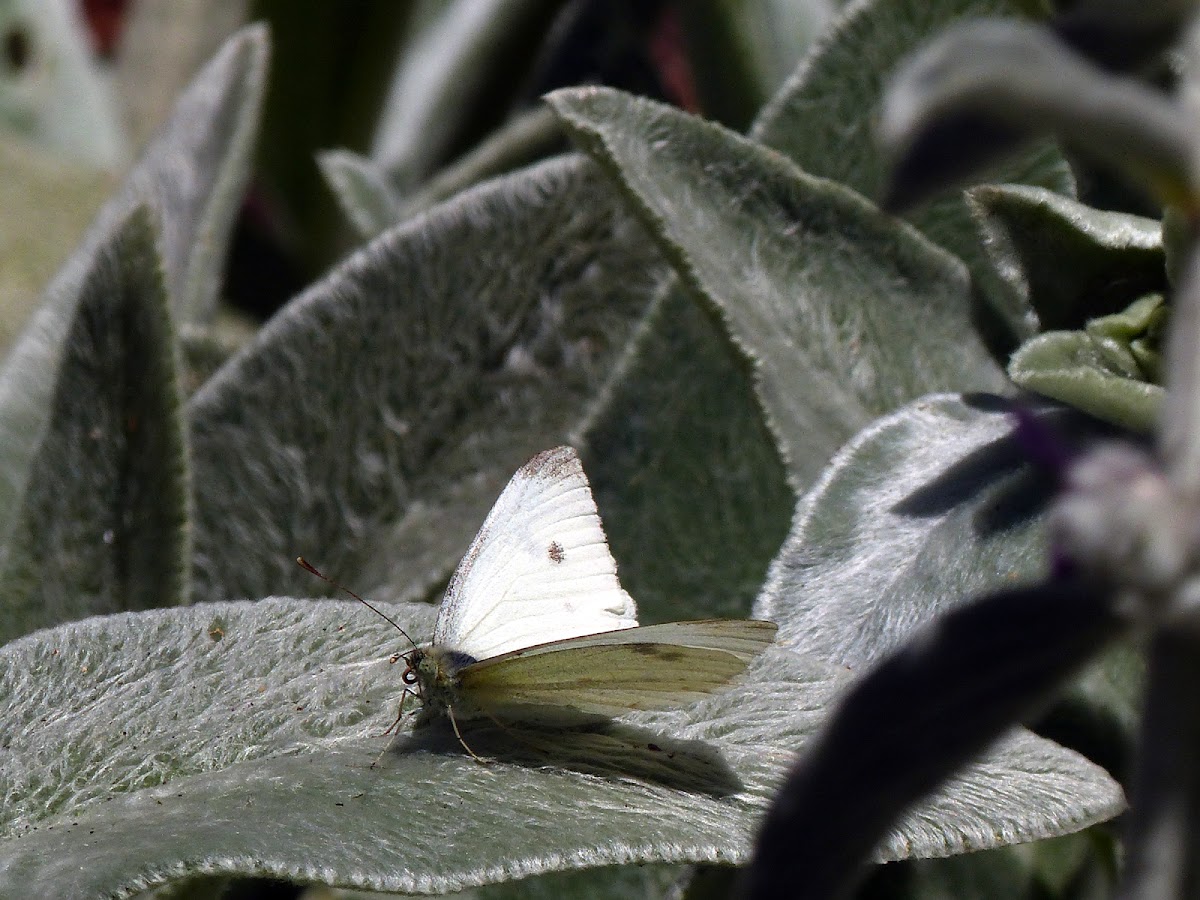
[315,446,777,757]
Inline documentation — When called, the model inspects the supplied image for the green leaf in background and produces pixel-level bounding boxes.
[0,207,187,643]
[857,828,1119,900]
[677,0,837,131]
[187,155,665,608]
[755,391,1141,782]
[548,86,1006,490]
[468,863,682,900]
[0,25,271,643]
[317,148,404,239]
[749,0,1075,337]
[177,311,261,399]
[371,0,565,191]
[0,0,127,168]
[1009,301,1166,433]
[0,599,1120,897]
[322,106,569,241]
[755,394,1094,664]
[967,184,1165,339]
[584,283,793,623]
[117,24,266,325]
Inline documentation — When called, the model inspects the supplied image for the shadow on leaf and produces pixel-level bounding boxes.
[386,717,743,797]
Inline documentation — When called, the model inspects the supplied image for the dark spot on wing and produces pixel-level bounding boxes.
[548,540,565,563]
[630,644,686,662]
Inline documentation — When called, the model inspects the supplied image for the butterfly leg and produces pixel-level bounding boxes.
[370,687,415,769]
[447,705,487,763]
[382,687,413,737]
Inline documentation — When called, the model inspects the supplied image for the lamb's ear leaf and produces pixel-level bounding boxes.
[317,149,403,240]
[371,1,564,189]
[186,155,665,607]
[583,282,793,623]
[0,599,1122,897]
[966,184,1164,339]
[0,206,188,643]
[750,0,1075,340]
[548,86,1005,490]
[757,394,1113,665]
[757,391,1141,784]
[1008,328,1162,433]
[0,26,269,642]
[107,25,268,325]
[325,106,571,239]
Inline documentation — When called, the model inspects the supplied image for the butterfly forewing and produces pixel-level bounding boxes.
[455,620,778,720]
[433,447,638,660]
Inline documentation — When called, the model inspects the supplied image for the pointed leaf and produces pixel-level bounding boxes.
[548,86,1006,489]
[749,0,1075,332]
[187,155,665,607]
[0,28,265,574]
[316,149,402,240]
[0,599,1121,897]
[744,579,1125,900]
[967,184,1164,338]
[116,24,267,324]
[0,207,188,643]
[323,107,568,239]
[395,105,571,226]
[0,28,267,629]
[371,0,563,187]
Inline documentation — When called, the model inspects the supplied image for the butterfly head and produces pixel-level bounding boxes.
[403,645,478,715]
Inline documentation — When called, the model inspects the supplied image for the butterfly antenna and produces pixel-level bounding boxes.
[296,557,417,650]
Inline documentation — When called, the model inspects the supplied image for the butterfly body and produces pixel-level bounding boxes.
[393,447,777,743]
[406,646,477,719]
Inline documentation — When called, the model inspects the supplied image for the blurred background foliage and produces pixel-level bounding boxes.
[0,0,842,341]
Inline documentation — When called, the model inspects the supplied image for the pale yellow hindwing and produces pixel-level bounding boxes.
[456,619,777,719]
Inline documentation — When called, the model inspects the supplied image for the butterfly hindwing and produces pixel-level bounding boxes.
[433,447,638,660]
[454,620,778,720]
